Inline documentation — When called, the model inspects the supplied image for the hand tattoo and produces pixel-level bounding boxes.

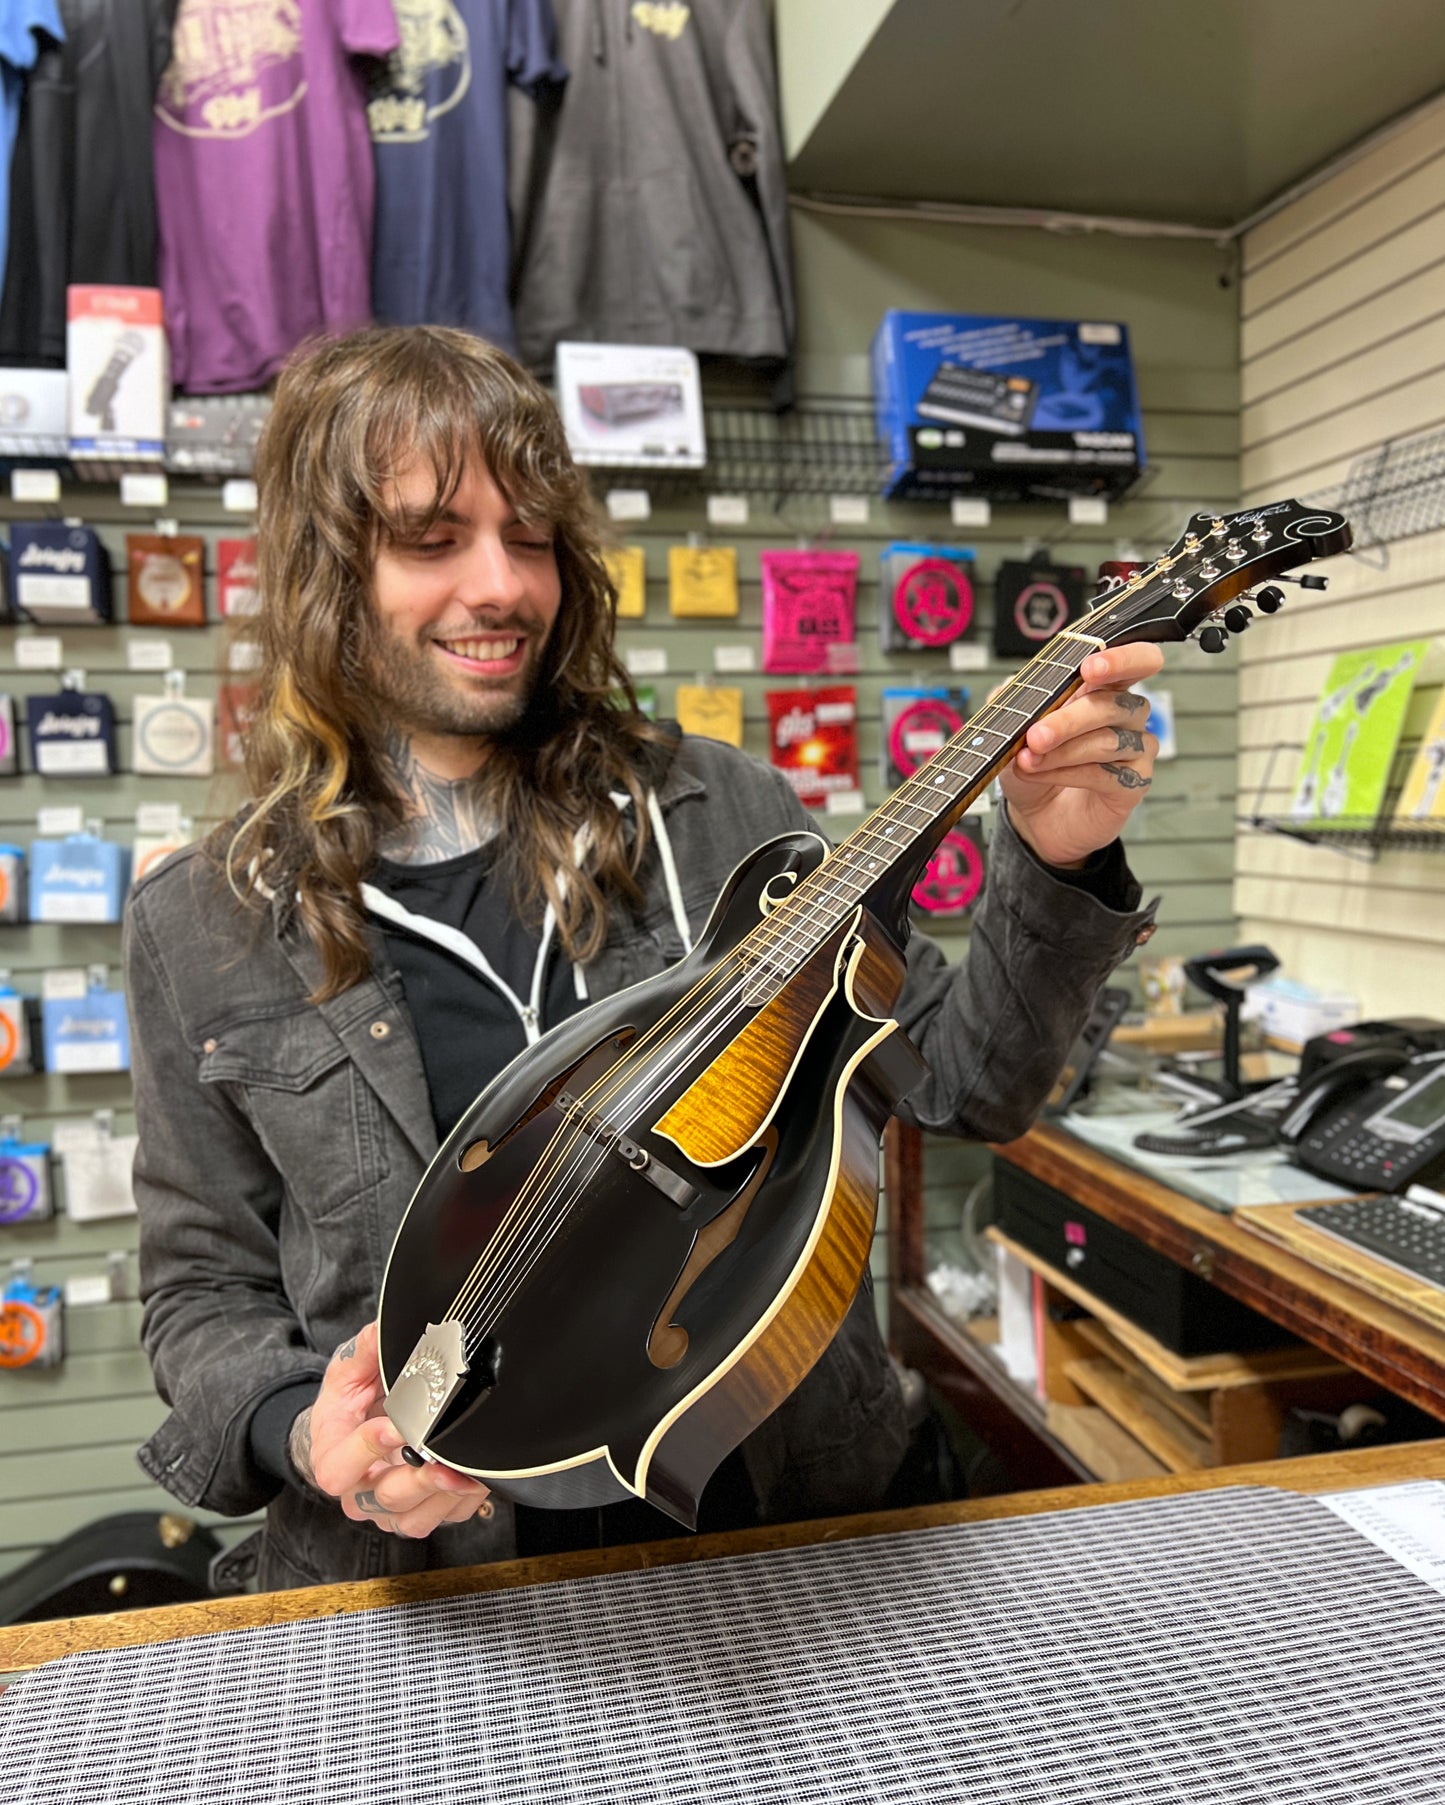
[1112,727,1146,754]
[335,1336,358,1361]
[288,1406,318,1489]
[1101,762,1151,790]
[377,728,497,864]
[1115,692,1149,714]
[352,1489,390,1518]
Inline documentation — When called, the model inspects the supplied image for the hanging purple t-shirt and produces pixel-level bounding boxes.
[368,0,564,352]
[154,0,400,393]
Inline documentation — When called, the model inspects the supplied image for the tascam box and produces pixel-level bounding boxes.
[872,310,1145,503]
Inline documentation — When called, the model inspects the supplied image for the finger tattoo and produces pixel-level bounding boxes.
[1114,692,1149,714]
[1101,762,1152,790]
[335,1336,358,1361]
[353,1489,390,1518]
[1113,726,1145,753]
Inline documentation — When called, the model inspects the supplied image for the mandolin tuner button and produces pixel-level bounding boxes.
[1256,585,1285,613]
[1223,605,1252,633]
[401,1445,427,1468]
[1199,625,1229,654]
[1298,574,1328,590]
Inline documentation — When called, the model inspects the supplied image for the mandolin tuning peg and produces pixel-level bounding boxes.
[1199,625,1229,654]
[1223,604,1252,633]
[1298,573,1327,590]
[1256,585,1285,613]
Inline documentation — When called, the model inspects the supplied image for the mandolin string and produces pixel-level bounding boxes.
[442,534,1223,1337]
[440,636,1102,1337]
[442,623,1136,1344]
[441,520,1332,1357]
[445,589,1190,1347]
[441,635,1117,1342]
[444,638,1105,1342]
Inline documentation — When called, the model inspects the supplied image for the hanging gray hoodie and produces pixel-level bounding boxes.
[509,0,795,370]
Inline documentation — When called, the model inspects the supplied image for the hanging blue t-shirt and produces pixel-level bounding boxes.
[0,0,62,288]
[369,0,566,353]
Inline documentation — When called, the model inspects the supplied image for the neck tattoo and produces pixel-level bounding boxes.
[378,731,497,864]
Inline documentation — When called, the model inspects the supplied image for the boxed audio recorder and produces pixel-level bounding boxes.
[873,310,1144,503]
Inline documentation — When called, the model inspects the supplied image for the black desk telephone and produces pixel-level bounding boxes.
[1281,1018,1445,1193]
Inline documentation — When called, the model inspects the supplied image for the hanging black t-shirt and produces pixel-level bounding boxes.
[0,0,177,364]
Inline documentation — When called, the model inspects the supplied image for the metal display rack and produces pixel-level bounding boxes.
[1321,422,1445,563]
[579,399,887,503]
[1242,742,1445,862]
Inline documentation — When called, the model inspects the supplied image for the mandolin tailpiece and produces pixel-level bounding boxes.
[384,1318,470,1457]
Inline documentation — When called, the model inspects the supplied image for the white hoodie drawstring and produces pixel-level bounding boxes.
[646,787,694,955]
[362,788,690,1032]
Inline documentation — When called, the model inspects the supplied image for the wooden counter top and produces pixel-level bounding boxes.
[1,1439,1441,1677]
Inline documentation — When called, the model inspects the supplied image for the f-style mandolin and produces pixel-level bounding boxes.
[378,500,1352,1526]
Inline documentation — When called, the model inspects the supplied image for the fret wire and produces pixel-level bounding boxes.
[743,644,1089,981]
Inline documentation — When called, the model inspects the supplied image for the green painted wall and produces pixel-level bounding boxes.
[774,0,896,161]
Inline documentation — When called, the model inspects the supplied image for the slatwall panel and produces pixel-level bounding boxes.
[783,210,1243,1257]
[1237,96,1445,1017]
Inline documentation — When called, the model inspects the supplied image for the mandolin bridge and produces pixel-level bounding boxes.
[557,1090,700,1209]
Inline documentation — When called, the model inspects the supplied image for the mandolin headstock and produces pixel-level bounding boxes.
[1080,500,1353,655]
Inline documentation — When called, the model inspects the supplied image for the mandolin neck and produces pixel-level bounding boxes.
[747,627,1103,973]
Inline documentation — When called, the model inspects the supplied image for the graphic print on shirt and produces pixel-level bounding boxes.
[156,1,306,140]
[369,1,471,142]
[631,3,690,39]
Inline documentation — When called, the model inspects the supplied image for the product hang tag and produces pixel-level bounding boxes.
[10,468,61,503]
[126,638,173,672]
[36,806,84,837]
[41,968,88,1002]
[606,489,651,523]
[120,471,168,509]
[135,801,183,836]
[950,642,989,672]
[15,637,62,670]
[222,479,258,513]
[951,496,991,528]
[707,494,749,527]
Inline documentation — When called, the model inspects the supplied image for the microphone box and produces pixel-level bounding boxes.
[67,286,168,479]
[872,310,1144,504]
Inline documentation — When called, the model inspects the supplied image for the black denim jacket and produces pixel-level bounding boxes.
[124,736,1155,1589]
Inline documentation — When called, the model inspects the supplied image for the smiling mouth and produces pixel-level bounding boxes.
[436,635,523,664]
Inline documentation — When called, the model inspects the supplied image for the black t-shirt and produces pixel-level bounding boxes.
[368,842,587,1143]
[0,0,177,363]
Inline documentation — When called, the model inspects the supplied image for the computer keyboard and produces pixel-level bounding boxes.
[1299,1192,1445,1288]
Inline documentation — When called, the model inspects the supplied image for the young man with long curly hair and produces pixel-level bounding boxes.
[125,326,1162,1590]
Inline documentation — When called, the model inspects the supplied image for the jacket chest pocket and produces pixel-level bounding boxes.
[197,1013,389,1222]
